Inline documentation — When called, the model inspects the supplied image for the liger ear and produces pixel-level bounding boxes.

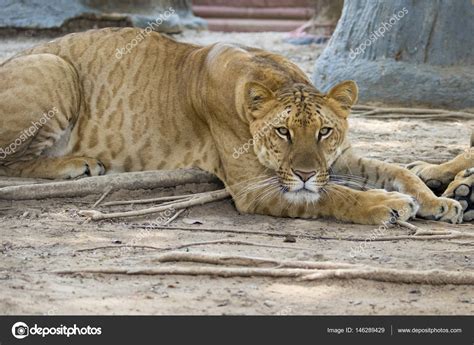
[244,81,275,114]
[326,80,358,118]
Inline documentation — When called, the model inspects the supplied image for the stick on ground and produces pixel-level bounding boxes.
[101,191,214,206]
[0,169,220,200]
[56,252,474,285]
[79,189,231,220]
[131,224,474,242]
[163,209,186,225]
[92,186,113,208]
[75,239,323,254]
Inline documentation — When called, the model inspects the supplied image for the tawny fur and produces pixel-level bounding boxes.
[0,28,468,224]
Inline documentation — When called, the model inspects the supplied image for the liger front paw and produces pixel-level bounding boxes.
[417,196,463,224]
[359,191,418,225]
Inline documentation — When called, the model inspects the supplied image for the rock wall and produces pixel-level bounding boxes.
[312,0,474,109]
[0,0,206,33]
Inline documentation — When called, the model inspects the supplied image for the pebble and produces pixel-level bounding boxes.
[264,300,275,307]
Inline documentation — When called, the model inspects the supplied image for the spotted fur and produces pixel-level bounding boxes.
[0,28,464,224]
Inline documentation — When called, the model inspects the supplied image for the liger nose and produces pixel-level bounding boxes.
[292,169,316,182]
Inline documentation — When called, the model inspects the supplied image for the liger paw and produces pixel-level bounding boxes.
[442,168,474,222]
[59,157,106,179]
[362,191,419,225]
[406,161,455,195]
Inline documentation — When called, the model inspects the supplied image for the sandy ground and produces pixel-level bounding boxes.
[0,31,473,315]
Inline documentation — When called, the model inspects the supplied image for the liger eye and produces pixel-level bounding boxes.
[318,127,333,139]
[276,127,290,139]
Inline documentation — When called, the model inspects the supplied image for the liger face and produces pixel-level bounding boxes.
[245,81,357,204]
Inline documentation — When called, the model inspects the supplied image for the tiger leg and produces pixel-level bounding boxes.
[331,148,463,223]
[0,53,105,179]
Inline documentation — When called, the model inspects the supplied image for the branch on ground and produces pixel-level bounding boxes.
[55,252,474,285]
[79,189,230,220]
[0,169,220,200]
[131,224,474,242]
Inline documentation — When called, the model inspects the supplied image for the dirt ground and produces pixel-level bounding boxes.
[0,31,473,315]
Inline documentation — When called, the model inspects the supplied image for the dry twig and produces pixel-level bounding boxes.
[76,239,318,254]
[76,244,163,252]
[92,186,113,208]
[57,266,474,285]
[79,189,230,220]
[0,169,219,200]
[101,191,214,206]
[154,252,355,269]
[169,239,318,253]
[56,252,474,285]
[396,220,421,234]
[131,224,473,242]
[162,209,186,225]
[57,266,310,279]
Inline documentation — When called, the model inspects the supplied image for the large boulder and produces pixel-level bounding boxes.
[313,0,474,109]
[0,0,206,33]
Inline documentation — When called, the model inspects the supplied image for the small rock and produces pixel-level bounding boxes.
[263,300,275,307]
[234,290,246,297]
[458,298,472,304]
[182,218,203,225]
[216,300,229,307]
